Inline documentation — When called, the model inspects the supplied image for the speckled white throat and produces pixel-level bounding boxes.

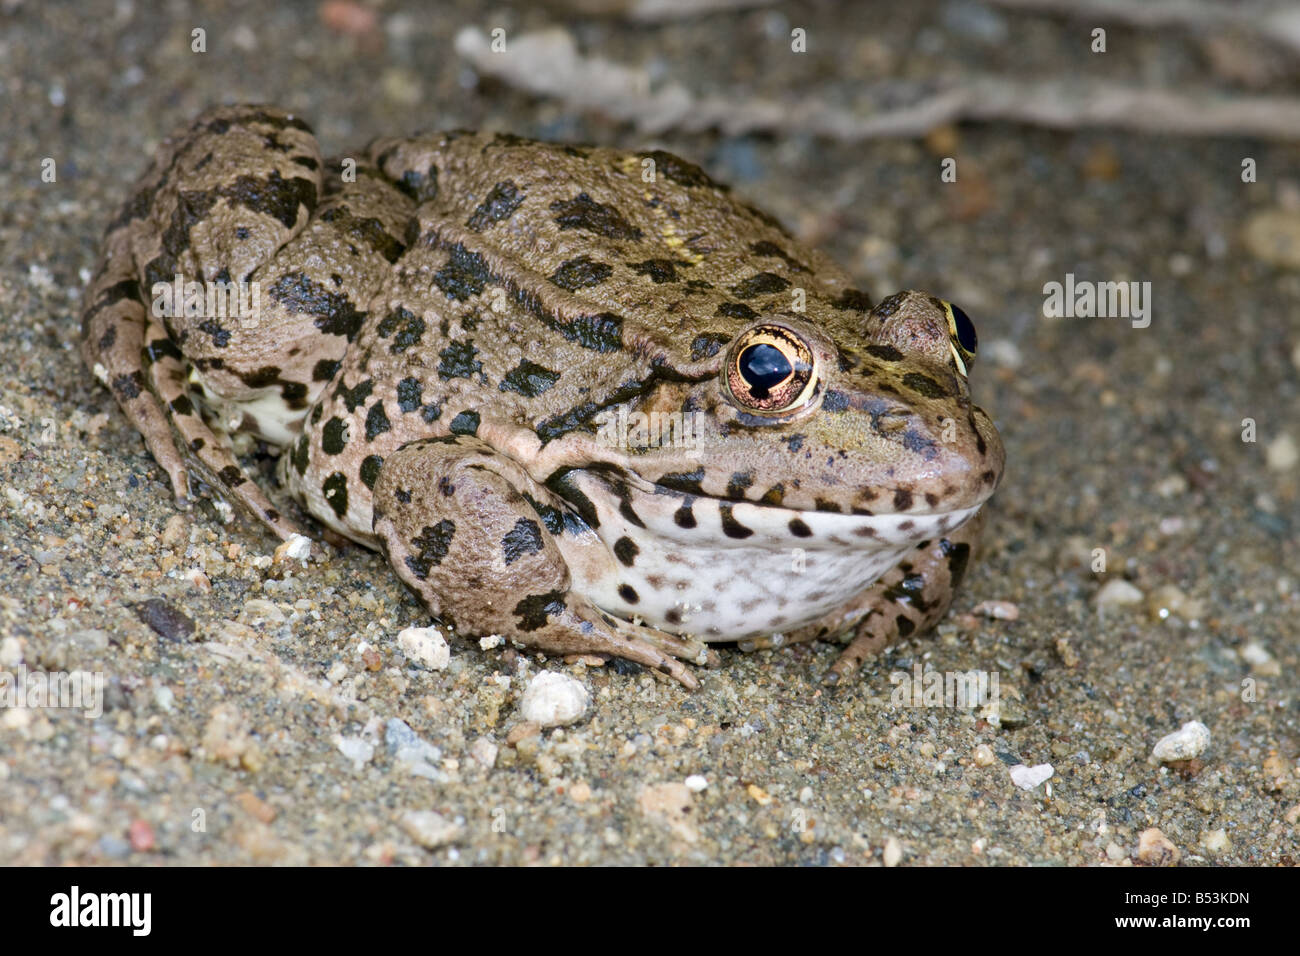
[560,471,982,641]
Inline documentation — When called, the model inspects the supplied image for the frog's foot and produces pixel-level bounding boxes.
[825,509,986,685]
[139,313,311,545]
[372,436,706,689]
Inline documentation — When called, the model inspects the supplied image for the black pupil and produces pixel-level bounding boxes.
[951,304,978,353]
[738,343,792,397]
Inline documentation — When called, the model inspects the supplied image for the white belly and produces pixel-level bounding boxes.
[559,472,980,641]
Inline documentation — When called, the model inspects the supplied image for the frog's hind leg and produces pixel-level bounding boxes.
[81,229,192,504]
[139,313,310,543]
[372,436,707,689]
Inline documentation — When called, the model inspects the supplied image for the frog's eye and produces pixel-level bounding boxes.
[724,325,818,414]
[943,302,978,375]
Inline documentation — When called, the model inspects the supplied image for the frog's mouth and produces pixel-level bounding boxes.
[553,467,983,553]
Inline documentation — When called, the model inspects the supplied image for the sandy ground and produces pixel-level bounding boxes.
[0,0,1296,865]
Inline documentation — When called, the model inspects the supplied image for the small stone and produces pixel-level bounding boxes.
[1095,579,1144,610]
[469,737,498,769]
[519,671,590,728]
[1146,584,1205,622]
[996,699,1029,728]
[1152,720,1211,762]
[235,791,277,824]
[133,598,196,641]
[505,721,541,746]
[638,782,698,843]
[326,661,347,683]
[128,819,155,852]
[336,734,375,769]
[0,636,23,667]
[883,836,903,867]
[397,625,450,671]
[98,835,130,860]
[160,514,187,547]
[1242,208,1300,268]
[273,533,313,564]
[1266,433,1298,471]
[400,810,463,849]
[1240,642,1280,676]
[971,600,1019,620]
[386,718,444,780]
[479,634,504,650]
[746,783,772,806]
[1199,828,1230,854]
[569,781,592,803]
[1008,763,1054,790]
[201,703,255,769]
[1105,841,1126,861]
[1136,827,1181,866]
[684,774,709,792]
[1053,637,1080,668]
[241,598,286,625]
[972,744,995,767]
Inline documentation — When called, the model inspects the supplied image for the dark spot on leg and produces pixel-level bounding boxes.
[322,471,349,518]
[514,589,567,631]
[404,519,456,580]
[501,517,544,564]
[788,517,812,538]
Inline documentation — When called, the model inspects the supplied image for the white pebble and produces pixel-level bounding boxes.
[883,837,903,867]
[0,636,23,668]
[397,625,450,671]
[479,634,504,650]
[399,810,463,849]
[469,737,498,769]
[335,734,375,770]
[1151,720,1210,762]
[519,671,591,728]
[325,661,348,683]
[684,774,709,792]
[1266,433,1298,471]
[1008,763,1055,790]
[1094,579,1144,609]
[273,533,313,564]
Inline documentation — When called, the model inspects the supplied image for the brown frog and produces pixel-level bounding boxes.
[80,105,1005,689]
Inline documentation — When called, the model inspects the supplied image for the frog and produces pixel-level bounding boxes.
[80,105,1005,690]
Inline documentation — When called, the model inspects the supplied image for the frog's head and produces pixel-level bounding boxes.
[623,290,1004,538]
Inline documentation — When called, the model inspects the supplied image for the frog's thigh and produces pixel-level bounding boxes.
[824,509,986,683]
[372,437,703,689]
[81,236,190,502]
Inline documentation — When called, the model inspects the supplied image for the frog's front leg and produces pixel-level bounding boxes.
[372,436,708,689]
[740,510,986,683]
